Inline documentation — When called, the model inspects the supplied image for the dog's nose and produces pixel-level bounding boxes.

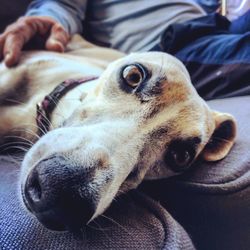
[24,155,95,231]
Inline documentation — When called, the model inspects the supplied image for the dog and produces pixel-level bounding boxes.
[0,35,236,232]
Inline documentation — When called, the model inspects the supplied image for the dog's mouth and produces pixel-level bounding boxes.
[35,211,67,231]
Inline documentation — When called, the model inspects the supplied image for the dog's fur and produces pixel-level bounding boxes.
[0,35,237,230]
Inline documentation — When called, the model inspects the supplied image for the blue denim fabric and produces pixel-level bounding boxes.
[150,13,250,99]
[194,0,219,13]
[230,9,250,33]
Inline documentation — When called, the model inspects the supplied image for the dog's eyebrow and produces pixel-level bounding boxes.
[136,76,166,96]
[149,126,169,139]
[143,101,167,120]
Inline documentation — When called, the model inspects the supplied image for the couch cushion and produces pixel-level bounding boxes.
[0,155,194,250]
[141,96,250,250]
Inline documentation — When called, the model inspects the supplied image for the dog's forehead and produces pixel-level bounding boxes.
[94,51,205,121]
[106,52,193,93]
[123,52,180,64]
[119,52,189,75]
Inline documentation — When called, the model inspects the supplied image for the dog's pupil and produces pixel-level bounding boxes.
[164,137,200,173]
[128,72,141,84]
[174,150,190,166]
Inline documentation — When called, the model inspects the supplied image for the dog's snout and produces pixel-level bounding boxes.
[24,155,96,231]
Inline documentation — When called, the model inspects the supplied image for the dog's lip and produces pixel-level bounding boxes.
[34,208,89,232]
[35,211,67,231]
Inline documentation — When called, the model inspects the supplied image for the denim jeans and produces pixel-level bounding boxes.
[151,13,250,100]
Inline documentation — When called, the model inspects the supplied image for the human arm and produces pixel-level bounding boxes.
[0,0,87,67]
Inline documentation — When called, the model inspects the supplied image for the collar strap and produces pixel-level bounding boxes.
[36,76,98,136]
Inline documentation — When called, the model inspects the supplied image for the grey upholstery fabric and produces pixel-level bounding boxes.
[0,155,195,250]
[141,96,250,250]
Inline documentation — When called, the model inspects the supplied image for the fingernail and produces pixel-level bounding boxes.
[4,53,14,67]
[5,53,11,61]
[47,39,64,52]
[4,53,12,64]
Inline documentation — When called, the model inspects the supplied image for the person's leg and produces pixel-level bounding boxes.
[175,32,250,100]
[193,0,219,13]
[229,9,250,33]
[151,14,250,100]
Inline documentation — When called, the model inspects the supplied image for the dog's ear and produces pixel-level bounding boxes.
[201,111,237,162]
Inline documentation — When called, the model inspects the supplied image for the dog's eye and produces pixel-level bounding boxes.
[167,150,191,172]
[122,64,146,88]
[164,137,201,173]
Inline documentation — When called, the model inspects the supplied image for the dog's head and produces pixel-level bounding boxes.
[20,52,236,231]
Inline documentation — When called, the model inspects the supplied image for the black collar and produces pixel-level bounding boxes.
[36,76,98,136]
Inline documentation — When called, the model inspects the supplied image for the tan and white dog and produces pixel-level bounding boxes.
[0,35,236,231]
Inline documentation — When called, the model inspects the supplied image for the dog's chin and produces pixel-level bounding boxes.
[30,209,88,232]
[21,196,66,231]
[36,216,86,240]
[35,213,67,231]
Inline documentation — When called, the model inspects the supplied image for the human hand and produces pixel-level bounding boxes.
[0,16,70,67]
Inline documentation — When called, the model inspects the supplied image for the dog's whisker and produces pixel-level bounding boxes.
[88,220,117,246]
[3,98,27,106]
[110,196,119,203]
[10,154,24,161]
[6,154,24,166]
[11,123,39,131]
[49,96,67,121]
[0,140,32,146]
[89,220,112,231]
[116,189,127,196]
[36,108,55,133]
[0,141,32,154]
[115,191,131,203]
[12,127,41,140]
[4,135,34,146]
[0,145,29,153]
[10,103,37,119]
[4,103,47,136]
[0,141,32,151]
[17,102,53,134]
[38,119,49,136]
[100,214,133,236]
[4,97,66,133]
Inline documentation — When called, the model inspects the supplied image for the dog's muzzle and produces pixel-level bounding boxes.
[23,155,99,231]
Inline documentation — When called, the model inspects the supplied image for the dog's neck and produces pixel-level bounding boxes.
[36,76,98,136]
[44,77,100,131]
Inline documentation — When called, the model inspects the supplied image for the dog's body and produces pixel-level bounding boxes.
[0,35,236,231]
[0,36,124,143]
